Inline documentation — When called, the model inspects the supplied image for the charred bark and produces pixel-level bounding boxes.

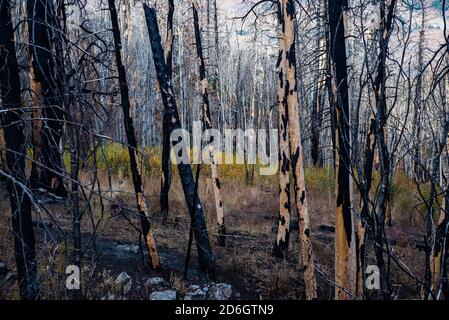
[108,0,160,270]
[283,0,317,300]
[273,0,291,258]
[27,0,67,197]
[0,0,40,299]
[144,4,215,277]
[192,0,226,246]
[327,0,356,300]
[160,0,175,220]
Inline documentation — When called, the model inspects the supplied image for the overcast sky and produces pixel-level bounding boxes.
[219,0,243,17]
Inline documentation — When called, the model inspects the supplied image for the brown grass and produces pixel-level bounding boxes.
[0,165,434,299]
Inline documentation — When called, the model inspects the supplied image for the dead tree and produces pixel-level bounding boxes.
[430,187,449,299]
[160,0,174,219]
[356,0,397,299]
[144,4,215,277]
[369,0,397,300]
[192,0,226,246]
[429,70,449,299]
[327,0,356,300]
[280,0,317,299]
[311,0,326,167]
[423,113,449,299]
[273,0,291,258]
[412,1,425,183]
[0,0,40,299]
[108,0,160,270]
[27,0,67,197]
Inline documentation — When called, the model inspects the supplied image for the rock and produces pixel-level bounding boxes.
[207,283,232,300]
[150,290,177,300]
[146,277,166,287]
[184,285,207,300]
[189,285,201,291]
[117,244,139,254]
[185,289,206,300]
[115,272,132,295]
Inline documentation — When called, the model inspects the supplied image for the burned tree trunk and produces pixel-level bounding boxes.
[412,3,425,183]
[0,0,40,299]
[108,0,160,270]
[160,0,174,219]
[192,0,226,246]
[281,0,317,300]
[311,0,325,167]
[273,0,291,258]
[327,0,356,300]
[430,188,449,299]
[429,71,449,300]
[427,119,449,299]
[27,0,67,197]
[144,4,215,277]
[370,0,397,300]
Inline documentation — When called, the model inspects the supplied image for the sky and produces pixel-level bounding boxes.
[219,0,243,18]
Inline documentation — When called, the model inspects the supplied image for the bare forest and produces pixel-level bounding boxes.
[0,0,448,301]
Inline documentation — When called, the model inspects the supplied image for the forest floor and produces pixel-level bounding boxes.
[0,166,430,300]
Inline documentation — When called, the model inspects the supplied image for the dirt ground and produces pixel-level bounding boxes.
[0,168,428,300]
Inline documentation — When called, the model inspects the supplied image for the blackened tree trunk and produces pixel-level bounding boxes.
[0,0,40,299]
[412,2,425,183]
[213,0,220,91]
[27,0,67,197]
[282,0,317,299]
[160,0,174,219]
[311,0,325,167]
[430,187,449,299]
[192,0,226,246]
[327,0,356,300]
[430,70,449,300]
[273,0,291,258]
[370,0,397,300]
[144,4,215,277]
[108,0,160,270]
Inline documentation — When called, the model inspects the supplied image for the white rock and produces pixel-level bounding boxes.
[117,244,139,254]
[184,288,206,300]
[146,277,166,286]
[188,285,201,291]
[208,283,232,300]
[115,272,132,295]
[150,290,177,300]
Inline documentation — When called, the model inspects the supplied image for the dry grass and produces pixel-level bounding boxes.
[0,164,436,299]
